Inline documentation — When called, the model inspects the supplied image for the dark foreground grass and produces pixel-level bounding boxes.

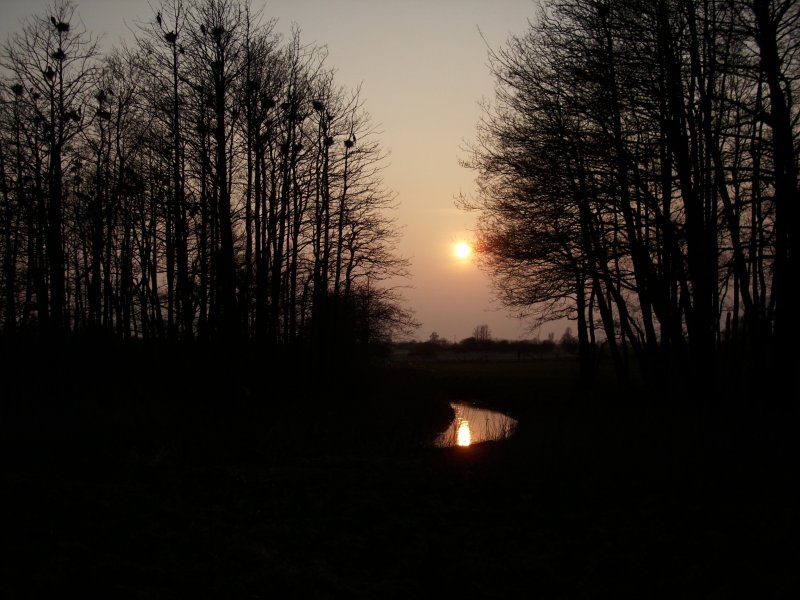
[2,351,798,598]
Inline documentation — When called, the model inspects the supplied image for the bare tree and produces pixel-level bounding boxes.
[473,324,491,342]
[464,0,799,402]
[1,0,99,335]
[1,0,414,359]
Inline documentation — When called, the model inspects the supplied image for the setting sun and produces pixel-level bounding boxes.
[454,241,472,260]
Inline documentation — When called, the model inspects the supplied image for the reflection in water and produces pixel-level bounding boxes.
[457,420,471,446]
[436,402,517,448]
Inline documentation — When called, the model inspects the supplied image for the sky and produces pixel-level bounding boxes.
[1,0,571,342]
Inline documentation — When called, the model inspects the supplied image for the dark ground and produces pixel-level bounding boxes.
[2,348,798,598]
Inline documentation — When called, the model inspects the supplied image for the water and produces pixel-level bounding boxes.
[434,402,518,447]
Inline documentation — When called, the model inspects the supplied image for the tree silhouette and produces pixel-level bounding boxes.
[0,0,414,355]
[463,0,799,401]
[1,0,99,336]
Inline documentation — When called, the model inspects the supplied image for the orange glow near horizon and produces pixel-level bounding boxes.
[456,420,471,446]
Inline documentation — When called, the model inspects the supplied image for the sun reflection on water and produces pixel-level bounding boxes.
[434,402,518,448]
[456,420,471,446]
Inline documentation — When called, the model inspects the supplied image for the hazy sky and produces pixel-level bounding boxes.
[1,0,570,342]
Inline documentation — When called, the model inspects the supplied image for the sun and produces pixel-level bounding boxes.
[454,241,472,260]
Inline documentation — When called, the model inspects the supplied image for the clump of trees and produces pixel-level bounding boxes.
[462,0,798,402]
[0,0,416,356]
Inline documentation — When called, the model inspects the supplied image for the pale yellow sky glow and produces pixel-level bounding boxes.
[1,0,571,341]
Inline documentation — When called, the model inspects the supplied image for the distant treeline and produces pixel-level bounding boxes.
[0,0,415,355]
[397,331,580,359]
[463,0,799,401]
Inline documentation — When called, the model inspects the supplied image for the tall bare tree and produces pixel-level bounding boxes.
[1,0,98,335]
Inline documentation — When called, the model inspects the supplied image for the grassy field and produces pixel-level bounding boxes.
[3,352,798,597]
